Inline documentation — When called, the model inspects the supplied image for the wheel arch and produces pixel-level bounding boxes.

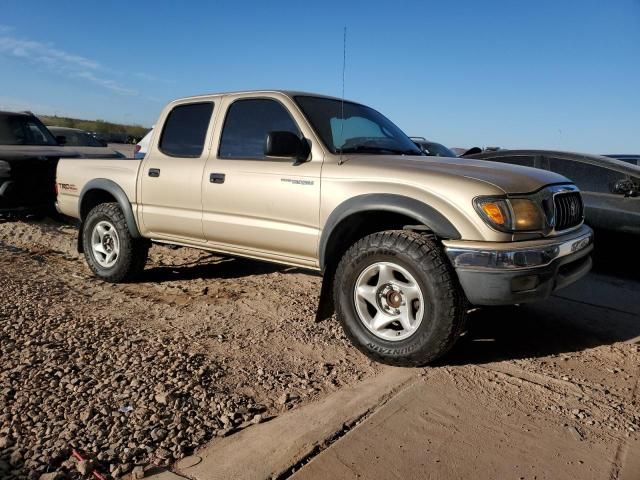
[319,194,461,270]
[315,194,461,321]
[77,179,141,252]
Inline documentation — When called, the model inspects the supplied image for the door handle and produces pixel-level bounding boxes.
[148,168,160,178]
[210,173,225,184]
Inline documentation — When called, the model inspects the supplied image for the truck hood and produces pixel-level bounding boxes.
[345,155,571,194]
[0,145,81,161]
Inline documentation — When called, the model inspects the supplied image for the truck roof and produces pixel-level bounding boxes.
[0,110,35,117]
[174,90,349,103]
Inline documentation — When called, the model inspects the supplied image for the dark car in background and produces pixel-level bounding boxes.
[0,111,78,214]
[467,149,640,236]
[409,137,458,157]
[47,126,125,159]
[605,154,640,166]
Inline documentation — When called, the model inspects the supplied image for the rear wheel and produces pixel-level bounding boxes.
[82,203,149,282]
[334,230,466,366]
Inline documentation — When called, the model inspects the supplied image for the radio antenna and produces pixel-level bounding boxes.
[338,26,347,165]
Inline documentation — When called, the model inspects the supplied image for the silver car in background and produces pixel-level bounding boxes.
[467,149,640,236]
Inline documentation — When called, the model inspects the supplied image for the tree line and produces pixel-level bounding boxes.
[40,115,150,143]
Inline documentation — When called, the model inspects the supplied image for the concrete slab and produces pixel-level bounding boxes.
[178,367,417,480]
[145,470,187,480]
[620,435,640,480]
[292,370,618,480]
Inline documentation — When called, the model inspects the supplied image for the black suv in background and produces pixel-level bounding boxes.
[467,149,640,236]
[0,111,78,214]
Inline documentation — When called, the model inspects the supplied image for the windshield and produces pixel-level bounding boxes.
[49,128,104,147]
[0,113,58,146]
[420,141,457,158]
[294,96,423,156]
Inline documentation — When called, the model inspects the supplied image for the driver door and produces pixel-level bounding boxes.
[201,95,322,266]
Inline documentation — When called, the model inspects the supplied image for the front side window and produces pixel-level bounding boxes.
[218,99,299,160]
[295,96,422,156]
[548,158,626,194]
[159,102,213,157]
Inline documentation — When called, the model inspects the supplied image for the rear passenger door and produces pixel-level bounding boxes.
[139,101,215,241]
[201,96,322,266]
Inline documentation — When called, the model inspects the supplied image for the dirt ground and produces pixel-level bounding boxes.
[1,217,639,480]
[0,218,381,479]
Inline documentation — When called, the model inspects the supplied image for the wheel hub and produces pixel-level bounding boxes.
[354,262,425,342]
[103,235,114,252]
[377,284,404,314]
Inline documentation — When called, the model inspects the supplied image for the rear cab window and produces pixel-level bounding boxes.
[159,102,214,157]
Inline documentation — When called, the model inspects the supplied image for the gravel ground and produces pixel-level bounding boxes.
[0,218,380,479]
[1,217,639,480]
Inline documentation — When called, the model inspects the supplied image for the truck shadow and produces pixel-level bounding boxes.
[445,230,640,366]
[444,274,640,366]
[139,256,303,283]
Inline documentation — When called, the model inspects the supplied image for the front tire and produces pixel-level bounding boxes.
[82,203,149,283]
[334,230,466,366]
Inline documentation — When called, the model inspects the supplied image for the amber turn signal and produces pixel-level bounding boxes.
[479,202,506,226]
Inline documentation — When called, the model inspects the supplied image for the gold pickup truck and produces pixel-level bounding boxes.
[56,90,593,366]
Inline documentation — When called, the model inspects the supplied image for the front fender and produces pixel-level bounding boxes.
[318,193,461,270]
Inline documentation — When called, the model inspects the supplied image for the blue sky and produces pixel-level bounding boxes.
[1,0,638,152]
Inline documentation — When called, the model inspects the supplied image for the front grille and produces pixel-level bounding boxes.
[554,191,583,231]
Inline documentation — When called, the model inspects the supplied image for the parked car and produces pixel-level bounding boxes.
[409,138,485,158]
[0,111,79,214]
[134,127,154,159]
[409,137,458,157]
[56,90,592,366]
[605,154,640,166]
[467,149,640,236]
[48,127,125,159]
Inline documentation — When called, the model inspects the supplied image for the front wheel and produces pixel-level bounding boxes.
[333,230,466,366]
[82,202,149,283]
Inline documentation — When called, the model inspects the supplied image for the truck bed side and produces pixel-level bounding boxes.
[56,158,142,219]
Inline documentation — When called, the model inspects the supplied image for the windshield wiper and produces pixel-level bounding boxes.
[339,145,420,155]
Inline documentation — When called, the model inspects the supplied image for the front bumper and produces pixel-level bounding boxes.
[443,225,594,305]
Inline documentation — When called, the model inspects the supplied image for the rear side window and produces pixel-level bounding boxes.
[218,99,299,160]
[548,158,626,193]
[159,102,213,157]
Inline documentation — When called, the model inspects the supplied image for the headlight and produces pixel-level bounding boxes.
[474,197,545,232]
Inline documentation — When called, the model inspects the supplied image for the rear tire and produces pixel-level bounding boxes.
[82,203,149,283]
[333,230,466,366]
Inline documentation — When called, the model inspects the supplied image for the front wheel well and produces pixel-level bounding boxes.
[315,211,437,322]
[322,211,432,272]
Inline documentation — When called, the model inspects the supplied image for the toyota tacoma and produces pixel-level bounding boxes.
[55,91,593,366]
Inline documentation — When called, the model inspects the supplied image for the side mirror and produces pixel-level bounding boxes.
[264,131,310,162]
[612,179,638,197]
[56,135,67,146]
